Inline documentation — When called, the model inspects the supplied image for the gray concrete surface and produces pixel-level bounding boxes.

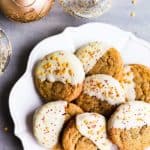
[0,0,150,149]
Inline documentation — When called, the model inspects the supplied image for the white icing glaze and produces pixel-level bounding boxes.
[76,42,111,73]
[108,101,150,129]
[76,113,113,150]
[121,65,136,101]
[83,74,125,105]
[36,51,85,85]
[33,101,67,148]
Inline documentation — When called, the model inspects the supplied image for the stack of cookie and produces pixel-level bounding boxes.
[32,42,150,150]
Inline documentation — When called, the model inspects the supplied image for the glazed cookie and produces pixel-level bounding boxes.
[76,74,125,116]
[108,101,150,150]
[33,101,83,149]
[62,113,114,150]
[75,42,123,80]
[34,51,85,102]
[121,64,150,102]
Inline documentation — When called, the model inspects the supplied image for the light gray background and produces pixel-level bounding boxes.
[0,0,150,149]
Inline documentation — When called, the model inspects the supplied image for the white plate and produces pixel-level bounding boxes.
[9,23,150,150]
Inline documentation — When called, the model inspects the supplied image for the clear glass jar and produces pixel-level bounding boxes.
[0,29,12,74]
[59,0,111,18]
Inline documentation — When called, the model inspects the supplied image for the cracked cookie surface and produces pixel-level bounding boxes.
[75,42,123,80]
[33,101,83,149]
[75,74,125,117]
[131,64,150,103]
[34,51,85,102]
[108,101,150,150]
[88,48,123,80]
[62,113,112,150]
[121,64,150,102]
[62,119,97,150]
[35,79,83,102]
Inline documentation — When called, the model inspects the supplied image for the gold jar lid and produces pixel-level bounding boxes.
[59,0,111,18]
[11,0,36,7]
[0,0,54,22]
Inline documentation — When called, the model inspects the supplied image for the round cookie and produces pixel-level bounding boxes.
[76,74,125,116]
[62,113,113,150]
[121,64,150,103]
[75,41,123,80]
[34,51,85,102]
[108,101,150,150]
[33,101,83,149]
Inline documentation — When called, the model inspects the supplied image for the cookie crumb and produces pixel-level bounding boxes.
[4,127,8,132]
[130,12,136,17]
[131,0,137,5]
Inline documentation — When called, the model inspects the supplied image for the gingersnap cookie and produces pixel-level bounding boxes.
[62,113,114,150]
[121,64,150,103]
[108,101,150,150]
[34,51,85,102]
[33,101,83,149]
[76,74,125,116]
[75,41,123,80]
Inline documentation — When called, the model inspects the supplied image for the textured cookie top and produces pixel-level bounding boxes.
[76,42,111,73]
[76,113,112,150]
[108,101,150,129]
[35,51,85,85]
[83,74,125,105]
[33,101,67,148]
[121,65,136,101]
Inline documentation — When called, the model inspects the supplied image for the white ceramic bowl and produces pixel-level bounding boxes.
[9,23,150,150]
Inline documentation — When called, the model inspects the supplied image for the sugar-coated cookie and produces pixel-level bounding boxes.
[62,113,114,150]
[121,64,150,103]
[76,74,125,116]
[75,42,123,80]
[34,51,85,102]
[33,101,83,149]
[108,101,150,150]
